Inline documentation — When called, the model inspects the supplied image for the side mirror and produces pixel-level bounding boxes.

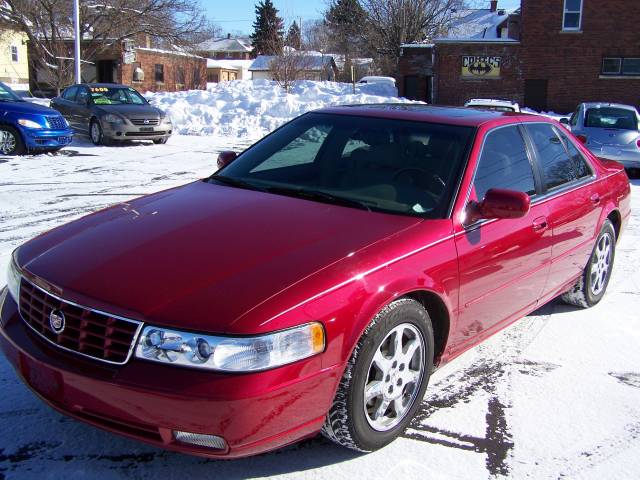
[466,188,530,224]
[217,150,237,169]
[559,117,569,125]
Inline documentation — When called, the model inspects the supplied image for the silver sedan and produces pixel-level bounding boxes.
[563,102,640,170]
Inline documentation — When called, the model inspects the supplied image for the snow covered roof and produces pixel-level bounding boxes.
[136,47,204,59]
[434,7,517,43]
[197,36,253,53]
[206,59,254,70]
[249,55,336,72]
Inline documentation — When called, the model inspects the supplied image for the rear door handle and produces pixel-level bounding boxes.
[590,194,601,205]
[532,216,548,232]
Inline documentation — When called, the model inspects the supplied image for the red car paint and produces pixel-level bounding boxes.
[0,106,631,458]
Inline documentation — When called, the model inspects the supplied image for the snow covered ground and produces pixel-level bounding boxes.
[1,133,639,478]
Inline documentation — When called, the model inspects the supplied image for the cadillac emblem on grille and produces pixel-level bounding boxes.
[49,309,65,334]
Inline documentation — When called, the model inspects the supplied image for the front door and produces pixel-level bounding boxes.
[524,79,548,112]
[452,124,552,352]
[97,60,115,83]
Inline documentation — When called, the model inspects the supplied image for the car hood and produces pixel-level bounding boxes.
[95,104,163,118]
[18,181,421,333]
[0,100,59,116]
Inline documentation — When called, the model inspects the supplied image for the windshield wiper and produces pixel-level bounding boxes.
[264,186,372,212]
[209,174,268,192]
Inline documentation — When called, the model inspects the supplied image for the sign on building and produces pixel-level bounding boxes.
[123,51,136,65]
[462,56,501,78]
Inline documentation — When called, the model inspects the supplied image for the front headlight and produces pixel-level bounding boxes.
[17,118,44,129]
[6,251,21,303]
[135,322,325,372]
[103,114,124,124]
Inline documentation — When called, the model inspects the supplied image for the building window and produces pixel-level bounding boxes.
[154,64,164,83]
[10,45,18,62]
[563,0,582,31]
[602,57,640,76]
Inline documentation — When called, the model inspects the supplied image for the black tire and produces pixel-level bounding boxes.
[89,119,110,146]
[561,219,616,308]
[322,298,434,452]
[0,125,26,155]
[153,137,168,144]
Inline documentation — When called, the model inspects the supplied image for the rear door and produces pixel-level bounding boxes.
[452,124,552,352]
[522,122,601,297]
[72,86,92,133]
[51,86,78,121]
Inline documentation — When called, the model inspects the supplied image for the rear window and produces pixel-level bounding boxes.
[585,107,638,130]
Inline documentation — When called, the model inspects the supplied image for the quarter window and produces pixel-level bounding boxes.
[473,126,536,201]
[563,0,582,30]
[62,86,78,101]
[555,128,592,179]
[525,124,579,190]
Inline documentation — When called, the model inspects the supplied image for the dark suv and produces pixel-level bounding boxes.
[50,83,172,145]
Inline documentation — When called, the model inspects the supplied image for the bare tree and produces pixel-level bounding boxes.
[270,47,316,91]
[361,0,464,75]
[0,0,207,93]
[302,19,331,53]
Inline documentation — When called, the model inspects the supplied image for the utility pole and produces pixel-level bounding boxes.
[73,0,81,83]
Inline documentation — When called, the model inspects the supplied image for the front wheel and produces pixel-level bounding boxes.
[322,298,433,452]
[0,125,25,155]
[90,119,110,146]
[153,137,168,144]
[561,219,616,308]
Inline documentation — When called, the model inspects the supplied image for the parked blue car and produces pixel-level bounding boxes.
[0,82,73,155]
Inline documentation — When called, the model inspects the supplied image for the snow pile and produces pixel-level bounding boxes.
[145,79,412,139]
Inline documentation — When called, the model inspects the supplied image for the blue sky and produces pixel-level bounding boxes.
[204,0,522,35]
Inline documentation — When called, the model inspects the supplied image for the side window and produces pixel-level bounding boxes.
[250,125,332,173]
[525,123,578,190]
[555,127,592,179]
[75,87,89,104]
[62,86,78,101]
[473,126,536,201]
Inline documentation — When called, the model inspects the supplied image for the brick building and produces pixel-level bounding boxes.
[30,38,207,95]
[399,0,640,113]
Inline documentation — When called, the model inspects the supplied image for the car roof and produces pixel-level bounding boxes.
[315,103,534,127]
[580,102,638,111]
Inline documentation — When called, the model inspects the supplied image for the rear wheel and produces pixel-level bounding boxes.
[0,125,25,155]
[322,298,433,452]
[561,219,616,308]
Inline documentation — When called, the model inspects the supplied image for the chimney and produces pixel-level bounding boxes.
[490,0,498,12]
[227,33,231,39]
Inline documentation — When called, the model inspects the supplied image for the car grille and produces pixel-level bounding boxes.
[130,118,160,126]
[47,116,67,130]
[125,131,166,137]
[18,279,142,364]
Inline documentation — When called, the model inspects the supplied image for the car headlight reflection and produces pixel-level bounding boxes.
[135,322,325,372]
[103,114,124,124]
[17,118,44,129]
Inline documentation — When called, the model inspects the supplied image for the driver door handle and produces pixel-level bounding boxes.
[532,216,548,232]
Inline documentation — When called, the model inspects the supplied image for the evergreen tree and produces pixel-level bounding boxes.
[325,0,367,59]
[250,0,284,55]
[285,21,302,50]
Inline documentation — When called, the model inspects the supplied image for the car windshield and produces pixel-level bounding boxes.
[89,86,147,105]
[209,112,475,218]
[0,83,25,102]
[585,107,638,130]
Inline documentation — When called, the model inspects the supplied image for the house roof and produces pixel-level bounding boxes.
[249,55,336,72]
[197,36,253,53]
[435,7,517,42]
[206,59,254,70]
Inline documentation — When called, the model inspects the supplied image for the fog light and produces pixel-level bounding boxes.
[173,431,227,450]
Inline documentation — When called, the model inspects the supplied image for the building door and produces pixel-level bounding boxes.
[404,75,430,102]
[97,60,115,83]
[524,79,548,112]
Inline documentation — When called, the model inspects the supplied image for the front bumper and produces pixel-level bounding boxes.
[102,120,172,141]
[0,289,340,458]
[20,127,74,150]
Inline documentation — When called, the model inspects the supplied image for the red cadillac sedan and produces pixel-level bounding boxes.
[0,105,631,458]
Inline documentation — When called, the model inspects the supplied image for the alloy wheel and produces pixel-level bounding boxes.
[363,323,424,431]
[0,130,17,154]
[91,122,101,144]
[590,232,612,296]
